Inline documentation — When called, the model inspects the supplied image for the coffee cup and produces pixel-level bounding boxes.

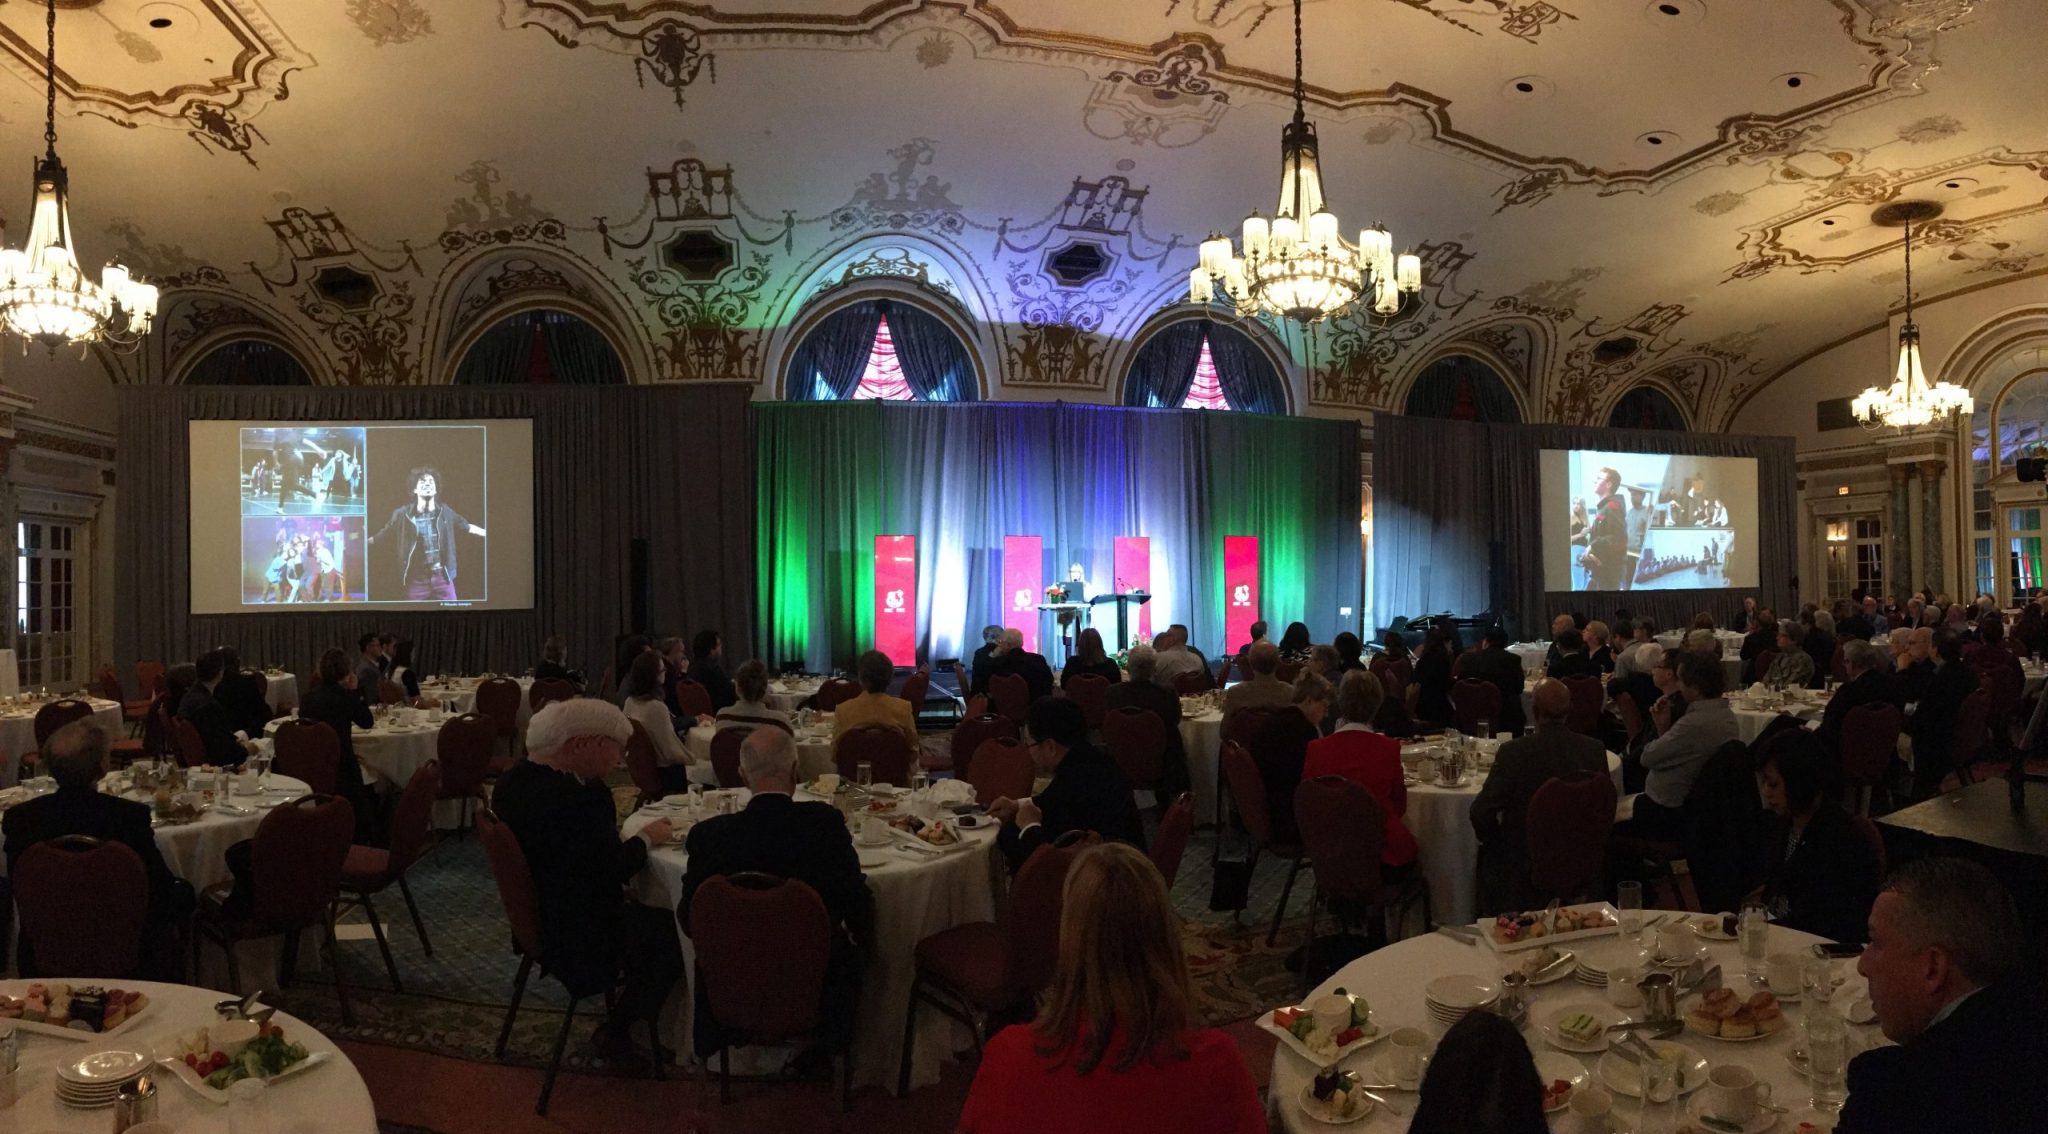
[1656,922,1692,962]
[1607,964,1644,1008]
[1567,1085,1613,1134]
[1704,1064,1771,1122]
[1384,1027,1430,1088]
[1766,951,1804,996]
[1311,994,1351,1038]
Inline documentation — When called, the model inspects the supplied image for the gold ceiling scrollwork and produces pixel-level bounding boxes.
[1309,240,1480,410]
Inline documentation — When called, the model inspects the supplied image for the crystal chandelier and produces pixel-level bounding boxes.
[1852,218,1970,430]
[1188,0,1422,325]
[0,0,156,353]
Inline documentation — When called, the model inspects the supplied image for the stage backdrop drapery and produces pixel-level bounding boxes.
[116,384,754,683]
[754,402,1361,672]
[1370,412,1798,639]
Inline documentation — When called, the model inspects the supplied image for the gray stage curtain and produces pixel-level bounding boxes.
[1404,355,1521,423]
[116,385,755,685]
[885,301,976,402]
[539,316,626,384]
[454,314,626,385]
[1204,323,1285,415]
[784,302,885,400]
[1120,322,1206,409]
[1371,412,1797,638]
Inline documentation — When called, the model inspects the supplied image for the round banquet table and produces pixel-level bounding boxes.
[622,791,1001,1093]
[1509,643,1550,673]
[1269,914,1884,1133]
[684,723,836,781]
[0,698,124,788]
[414,676,534,723]
[1397,743,1624,927]
[1179,708,1223,824]
[264,714,462,827]
[0,775,312,894]
[766,676,824,713]
[5,978,377,1133]
[1727,690,1830,746]
[264,671,301,714]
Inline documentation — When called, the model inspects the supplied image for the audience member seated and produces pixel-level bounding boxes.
[1302,671,1418,878]
[352,634,385,706]
[298,647,380,843]
[655,636,688,712]
[622,651,700,793]
[1749,731,1878,944]
[679,728,874,1056]
[1541,613,1575,670]
[386,638,421,701]
[1333,631,1367,675]
[1839,858,2048,1134]
[1469,678,1609,916]
[969,624,1003,689]
[213,647,272,737]
[989,697,1143,871]
[2,721,193,978]
[1763,622,1814,688]
[1276,621,1313,664]
[533,634,582,687]
[1060,628,1124,687]
[834,649,919,764]
[1547,629,1598,681]
[609,633,652,704]
[1814,640,1899,758]
[687,630,738,712]
[1222,641,1293,729]
[1740,611,1776,682]
[1407,1009,1549,1134]
[1836,597,1875,642]
[1584,620,1616,675]
[1612,618,1658,678]
[1406,629,1456,728]
[1802,611,1837,688]
[1234,620,1270,665]
[178,648,256,767]
[957,843,1266,1134]
[1862,594,1890,637]
[1624,649,1737,841]
[1972,615,2023,680]
[1242,675,1325,845]
[1103,645,1188,798]
[1905,630,1977,799]
[973,628,1055,703]
[713,659,794,736]
[491,699,683,1067]
[1457,627,1528,737]
[1733,596,1761,633]
[1148,625,1207,690]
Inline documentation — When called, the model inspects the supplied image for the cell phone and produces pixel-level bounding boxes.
[1812,942,1863,958]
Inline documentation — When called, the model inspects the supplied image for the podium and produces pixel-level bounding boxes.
[1090,591,1152,650]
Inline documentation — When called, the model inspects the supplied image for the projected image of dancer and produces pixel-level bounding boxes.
[1570,465,1629,590]
[368,466,487,601]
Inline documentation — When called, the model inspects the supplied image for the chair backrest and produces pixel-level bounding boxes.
[595,665,617,704]
[950,714,1019,779]
[1449,680,1503,737]
[93,664,124,704]
[835,725,911,786]
[1982,664,2023,729]
[966,737,1034,804]
[810,678,861,713]
[1560,674,1603,736]
[271,718,341,794]
[477,808,545,961]
[1293,775,1388,902]
[1172,670,1212,696]
[1100,706,1167,790]
[988,673,1030,721]
[1370,657,1414,703]
[34,698,96,747]
[1220,740,1275,847]
[1753,649,1778,682]
[1950,687,1992,764]
[691,872,832,1042]
[1276,660,1304,684]
[998,840,1088,1008]
[385,760,444,874]
[1838,702,1905,788]
[435,712,498,797]
[671,678,715,720]
[709,727,748,788]
[623,720,669,802]
[1224,704,1289,753]
[377,679,406,706]
[250,794,355,933]
[15,836,147,977]
[529,678,578,711]
[135,661,166,699]
[474,678,522,737]
[1149,791,1196,887]
[1064,673,1110,729]
[897,669,930,711]
[169,716,209,768]
[1216,654,1235,687]
[1830,639,1851,685]
[1525,774,1619,902]
[1851,813,1887,878]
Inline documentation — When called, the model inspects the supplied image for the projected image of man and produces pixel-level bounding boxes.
[369,467,487,601]
[1573,465,1628,590]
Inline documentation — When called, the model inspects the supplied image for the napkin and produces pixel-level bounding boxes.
[1746,682,1766,696]
[927,778,977,806]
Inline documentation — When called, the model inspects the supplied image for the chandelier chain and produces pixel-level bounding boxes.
[42,0,55,155]
[1902,220,1913,323]
[1292,0,1305,121]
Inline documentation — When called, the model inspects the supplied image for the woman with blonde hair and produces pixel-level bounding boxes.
[958,843,1264,1133]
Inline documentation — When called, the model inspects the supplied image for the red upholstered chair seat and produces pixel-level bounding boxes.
[911,922,1010,1008]
[341,845,390,885]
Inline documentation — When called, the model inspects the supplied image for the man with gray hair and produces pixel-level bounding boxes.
[969,624,1004,688]
[1839,857,2046,1133]
[1815,637,1900,758]
[680,727,875,1050]
[1223,639,1292,729]
[1104,643,1189,802]
[970,627,1053,703]
[1149,625,1206,690]
[2,720,190,976]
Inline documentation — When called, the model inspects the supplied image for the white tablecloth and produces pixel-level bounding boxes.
[767,677,824,713]
[1180,710,1224,824]
[265,715,462,827]
[1270,914,1878,1133]
[0,699,125,787]
[1508,643,1549,673]
[621,791,1001,1092]
[415,677,534,724]
[684,723,836,781]
[0,774,313,894]
[1729,692,1830,745]
[6,978,377,1132]
[265,672,300,714]
[1656,630,1745,652]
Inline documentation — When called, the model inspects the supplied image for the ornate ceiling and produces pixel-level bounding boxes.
[0,0,2034,429]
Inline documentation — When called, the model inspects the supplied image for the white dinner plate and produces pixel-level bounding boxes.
[856,851,890,870]
[1687,1091,1779,1132]
[1296,1080,1375,1125]
[1532,1051,1591,1113]
[1539,1004,1619,1053]
[1424,974,1497,1010]
[1596,1041,1710,1098]
[61,1047,151,1084]
[1690,914,1738,942]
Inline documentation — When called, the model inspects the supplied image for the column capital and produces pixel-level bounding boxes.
[1889,464,1913,486]
[1915,459,1948,481]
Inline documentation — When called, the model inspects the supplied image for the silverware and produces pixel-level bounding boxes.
[1698,1115,1744,1133]
[1436,925,1479,945]
[1357,1088,1406,1118]
[1530,949,1575,980]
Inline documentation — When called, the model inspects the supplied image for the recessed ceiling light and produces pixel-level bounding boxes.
[1500,75,1552,100]
[1644,0,1706,24]
[1659,3,1681,13]
[1639,131,1679,147]
[150,17,172,28]
[1822,219,1836,226]
[1516,81,1534,92]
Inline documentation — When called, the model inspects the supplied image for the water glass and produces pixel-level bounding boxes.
[857,761,874,789]
[909,767,929,794]
[1738,903,1771,982]
[227,1075,270,1134]
[1474,718,1491,744]
[1617,880,1644,935]
[1639,1053,1680,1134]
[1801,955,1837,1011]
[1804,1012,1849,1112]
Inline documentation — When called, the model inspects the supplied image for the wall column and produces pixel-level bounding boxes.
[1888,464,1914,599]
[1918,460,1946,597]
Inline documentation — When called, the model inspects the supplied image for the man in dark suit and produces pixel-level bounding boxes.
[686,629,738,711]
[178,648,253,767]
[352,633,385,708]
[1840,857,2048,1133]
[1104,644,1188,799]
[1546,628,1600,680]
[296,647,378,844]
[1468,679,1610,916]
[989,697,1144,870]
[971,628,1054,703]
[1814,639,1899,759]
[680,728,875,1050]
[533,634,583,688]
[1457,626,1528,737]
[210,647,272,738]
[2,720,192,977]
[967,624,1002,690]
[1906,631,1977,799]
[1541,613,1576,670]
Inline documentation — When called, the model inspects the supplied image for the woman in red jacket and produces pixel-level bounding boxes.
[957,843,1266,1134]
[1301,670,1420,873]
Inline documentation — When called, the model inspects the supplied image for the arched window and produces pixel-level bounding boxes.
[1607,385,1687,431]
[1123,320,1285,413]
[1403,354,1520,423]
[453,309,626,384]
[184,340,311,385]
[784,298,977,401]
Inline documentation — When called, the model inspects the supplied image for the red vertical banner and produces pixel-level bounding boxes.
[1002,535,1044,654]
[874,535,917,664]
[1224,536,1260,656]
[1113,536,1152,648]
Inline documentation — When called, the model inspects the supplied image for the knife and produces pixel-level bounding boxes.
[1436,924,1479,944]
[1357,1088,1406,1118]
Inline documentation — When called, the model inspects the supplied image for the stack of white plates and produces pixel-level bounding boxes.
[55,1048,150,1108]
[1574,958,1610,988]
[1425,974,1498,1026]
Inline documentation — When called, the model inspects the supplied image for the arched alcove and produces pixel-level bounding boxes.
[1403,353,1521,422]
[1121,317,1288,414]
[451,309,627,384]
[1607,385,1688,430]
[183,339,313,385]
[781,295,979,401]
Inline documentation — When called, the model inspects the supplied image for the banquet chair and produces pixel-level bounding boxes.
[528,678,577,712]
[948,713,1018,780]
[1173,670,1213,696]
[1064,673,1110,730]
[135,660,166,705]
[15,836,147,978]
[1293,776,1428,996]
[671,678,715,720]
[899,838,1089,1095]
[1525,773,1619,904]
[96,664,147,733]
[897,668,931,715]
[988,673,1030,722]
[336,759,442,991]
[595,666,617,704]
[1980,664,2024,752]
[835,725,912,787]
[1839,702,1905,814]
[271,717,341,795]
[709,727,748,789]
[377,680,406,706]
[810,678,861,713]
[1149,792,1196,888]
[1852,813,1888,878]
[1752,649,1778,684]
[1221,740,1308,946]
[1449,680,1503,738]
[623,720,669,805]
[965,738,1034,805]
[1829,640,1851,685]
[34,697,95,748]
[1277,660,1305,684]
[1952,687,2005,785]
[434,712,498,835]
[1101,706,1167,794]
[1560,674,1604,737]
[474,678,524,769]
[169,716,210,768]
[194,794,356,1022]
[689,872,844,1108]
[1216,654,1236,687]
